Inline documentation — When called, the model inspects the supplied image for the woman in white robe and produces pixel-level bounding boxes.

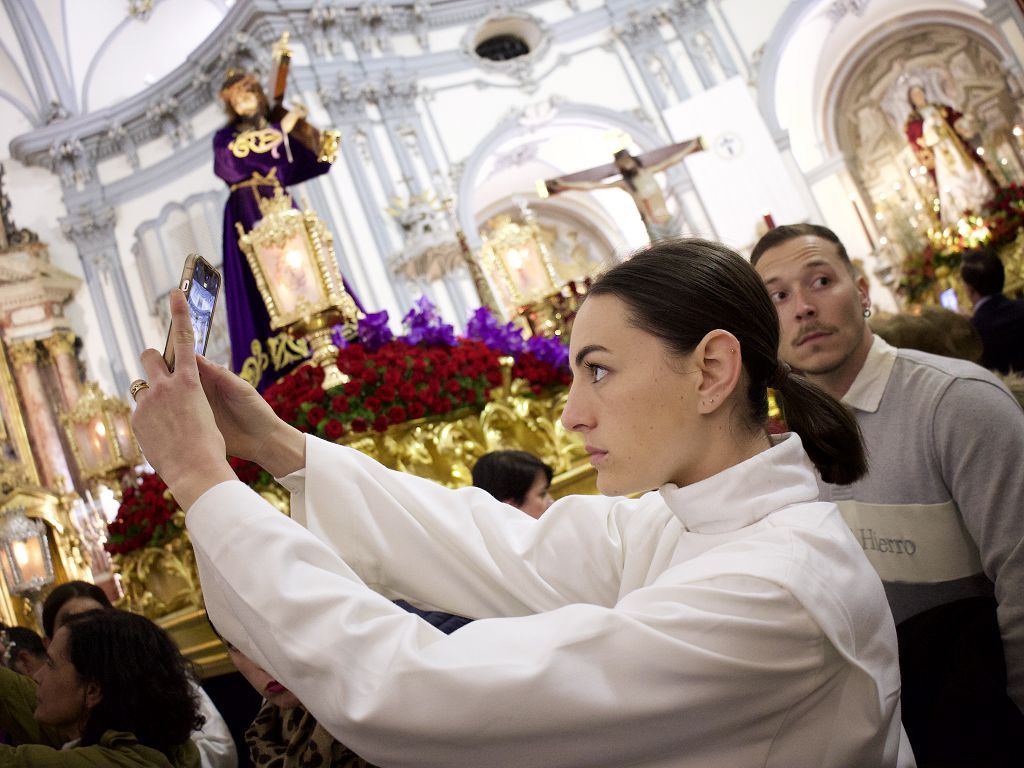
[130,239,907,768]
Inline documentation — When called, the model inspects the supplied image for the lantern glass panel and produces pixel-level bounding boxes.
[255,232,327,319]
[0,511,53,594]
[73,418,113,473]
[111,411,137,465]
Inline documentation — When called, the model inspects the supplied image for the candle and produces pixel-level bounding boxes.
[762,212,776,229]
[849,196,877,250]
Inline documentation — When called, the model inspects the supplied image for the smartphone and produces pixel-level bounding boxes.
[163,254,222,372]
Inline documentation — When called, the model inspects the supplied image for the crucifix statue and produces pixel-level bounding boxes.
[540,137,705,242]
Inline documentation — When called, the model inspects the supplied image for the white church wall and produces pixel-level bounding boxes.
[716,0,789,64]
[663,77,810,251]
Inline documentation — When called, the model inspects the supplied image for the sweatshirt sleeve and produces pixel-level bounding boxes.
[932,377,1024,711]
[274,435,630,618]
[186,483,831,768]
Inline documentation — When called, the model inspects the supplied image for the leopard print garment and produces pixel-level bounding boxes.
[245,701,375,768]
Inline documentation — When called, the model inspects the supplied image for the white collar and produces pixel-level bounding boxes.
[841,335,897,414]
[658,433,820,534]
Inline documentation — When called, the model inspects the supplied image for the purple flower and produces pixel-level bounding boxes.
[401,296,456,347]
[465,307,526,356]
[357,311,394,352]
[526,334,570,371]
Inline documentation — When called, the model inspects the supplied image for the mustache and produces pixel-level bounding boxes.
[792,323,838,346]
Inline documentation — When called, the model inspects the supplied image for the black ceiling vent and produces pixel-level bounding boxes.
[475,33,530,62]
[468,14,549,71]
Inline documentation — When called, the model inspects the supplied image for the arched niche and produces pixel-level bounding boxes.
[829,17,1024,260]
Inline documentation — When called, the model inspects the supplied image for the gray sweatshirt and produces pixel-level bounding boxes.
[817,335,1024,712]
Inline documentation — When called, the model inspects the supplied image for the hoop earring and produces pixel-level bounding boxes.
[863,308,872,318]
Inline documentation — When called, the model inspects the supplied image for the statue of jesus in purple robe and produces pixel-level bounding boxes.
[214,71,358,391]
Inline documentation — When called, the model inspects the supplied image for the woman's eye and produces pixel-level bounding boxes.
[585,362,608,382]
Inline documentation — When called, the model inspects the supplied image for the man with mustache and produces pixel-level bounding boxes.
[752,224,1024,766]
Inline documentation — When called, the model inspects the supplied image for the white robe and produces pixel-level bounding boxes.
[187,433,904,768]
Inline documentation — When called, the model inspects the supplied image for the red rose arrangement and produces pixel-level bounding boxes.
[104,472,182,556]
[264,338,524,439]
[105,457,270,556]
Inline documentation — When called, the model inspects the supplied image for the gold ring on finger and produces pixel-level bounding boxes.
[129,378,150,402]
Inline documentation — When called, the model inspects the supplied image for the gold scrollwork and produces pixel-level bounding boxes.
[267,333,310,371]
[229,127,284,159]
[239,339,270,388]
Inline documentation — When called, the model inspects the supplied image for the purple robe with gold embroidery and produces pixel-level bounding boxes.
[213,121,357,390]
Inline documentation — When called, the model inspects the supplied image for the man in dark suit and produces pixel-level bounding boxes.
[961,248,1024,374]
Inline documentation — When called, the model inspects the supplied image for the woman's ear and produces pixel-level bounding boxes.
[692,330,742,414]
[83,680,102,711]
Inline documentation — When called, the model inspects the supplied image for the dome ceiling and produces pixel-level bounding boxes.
[0,0,229,155]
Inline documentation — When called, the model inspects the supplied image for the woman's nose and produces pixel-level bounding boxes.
[560,383,591,433]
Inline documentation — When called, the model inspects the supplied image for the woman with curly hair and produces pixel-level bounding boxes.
[39,580,236,768]
[0,609,202,766]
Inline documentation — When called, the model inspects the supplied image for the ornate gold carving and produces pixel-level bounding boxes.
[40,331,77,359]
[114,523,203,618]
[339,386,587,487]
[228,127,284,159]
[0,342,38,485]
[6,340,38,369]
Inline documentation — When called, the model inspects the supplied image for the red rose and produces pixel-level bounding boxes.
[364,396,382,413]
[344,380,363,397]
[351,417,369,433]
[377,384,397,402]
[324,418,346,440]
[307,406,327,426]
[387,405,407,423]
[445,379,461,394]
[330,395,350,413]
[361,367,379,384]
[408,402,426,419]
[398,382,417,399]
[384,368,402,385]
[372,415,390,432]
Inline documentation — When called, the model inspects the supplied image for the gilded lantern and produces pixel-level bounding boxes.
[0,507,54,596]
[236,189,361,389]
[60,382,140,486]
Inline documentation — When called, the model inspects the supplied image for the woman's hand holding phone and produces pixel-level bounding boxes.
[132,290,235,511]
[195,355,305,478]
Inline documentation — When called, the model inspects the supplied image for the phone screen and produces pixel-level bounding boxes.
[187,271,217,355]
[164,255,221,371]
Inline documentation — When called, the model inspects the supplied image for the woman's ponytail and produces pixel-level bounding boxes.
[772,367,867,485]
